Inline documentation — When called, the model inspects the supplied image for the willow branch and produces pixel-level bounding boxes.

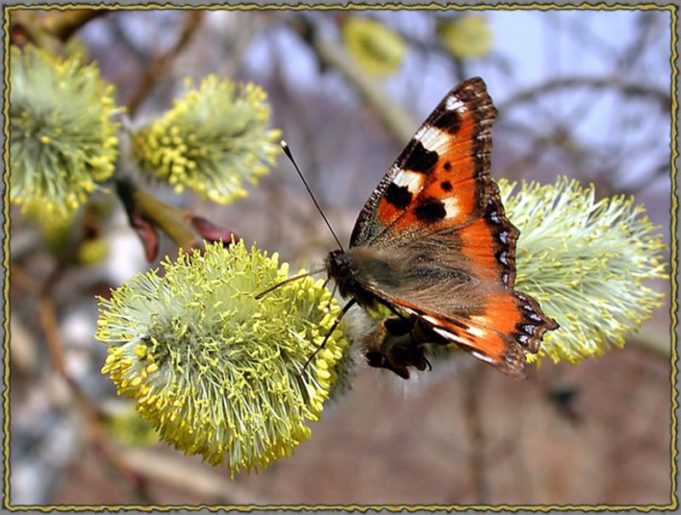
[132,186,197,249]
[292,17,416,144]
[628,324,671,360]
[127,12,203,117]
[40,9,108,41]
[116,178,198,253]
[36,281,153,503]
[120,448,267,504]
[463,365,489,503]
[497,76,670,114]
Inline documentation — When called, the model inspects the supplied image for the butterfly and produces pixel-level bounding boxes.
[323,77,558,379]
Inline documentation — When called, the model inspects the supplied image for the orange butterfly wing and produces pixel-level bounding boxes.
[352,78,497,247]
[395,291,557,378]
[349,77,557,377]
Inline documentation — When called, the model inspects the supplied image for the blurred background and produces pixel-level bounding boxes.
[7,7,673,506]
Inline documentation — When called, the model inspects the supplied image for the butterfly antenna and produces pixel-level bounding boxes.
[255,268,325,299]
[281,141,345,252]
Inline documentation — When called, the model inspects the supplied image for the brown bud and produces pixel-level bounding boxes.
[130,212,159,262]
[188,215,240,246]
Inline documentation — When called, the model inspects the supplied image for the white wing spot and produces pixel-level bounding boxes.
[392,170,423,193]
[471,351,495,364]
[467,325,487,339]
[414,126,450,152]
[414,126,428,142]
[470,315,490,325]
[443,197,461,219]
[433,326,466,345]
[445,96,465,111]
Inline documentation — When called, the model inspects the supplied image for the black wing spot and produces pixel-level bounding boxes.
[414,198,447,222]
[384,182,413,209]
[403,140,438,174]
[441,181,452,192]
[432,109,462,134]
[443,162,452,171]
[433,110,461,134]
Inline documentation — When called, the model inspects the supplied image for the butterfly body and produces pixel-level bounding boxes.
[325,77,558,379]
[327,247,423,307]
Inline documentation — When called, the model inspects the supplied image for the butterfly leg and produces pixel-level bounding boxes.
[365,316,432,379]
[410,320,433,371]
[408,325,433,372]
[329,280,338,300]
[302,299,356,371]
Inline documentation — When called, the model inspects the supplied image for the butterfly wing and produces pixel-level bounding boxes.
[351,77,498,252]
[351,224,557,377]
[389,288,557,379]
[349,77,557,377]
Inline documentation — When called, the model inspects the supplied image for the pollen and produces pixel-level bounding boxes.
[131,76,281,205]
[9,45,119,217]
[96,241,352,477]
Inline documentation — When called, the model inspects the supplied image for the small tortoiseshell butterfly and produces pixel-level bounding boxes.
[324,77,558,379]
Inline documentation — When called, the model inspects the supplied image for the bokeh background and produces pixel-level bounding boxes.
[7,7,674,506]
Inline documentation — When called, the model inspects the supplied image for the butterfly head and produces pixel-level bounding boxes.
[325,249,354,282]
[326,249,357,301]
[325,248,378,307]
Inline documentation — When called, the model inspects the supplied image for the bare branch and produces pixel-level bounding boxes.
[497,76,670,114]
[127,12,203,117]
[291,16,417,143]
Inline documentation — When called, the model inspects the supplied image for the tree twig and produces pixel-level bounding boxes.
[462,365,489,504]
[115,178,199,257]
[36,272,154,503]
[497,76,670,114]
[40,9,108,41]
[127,12,203,117]
[628,324,672,360]
[120,448,267,505]
[291,16,416,144]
